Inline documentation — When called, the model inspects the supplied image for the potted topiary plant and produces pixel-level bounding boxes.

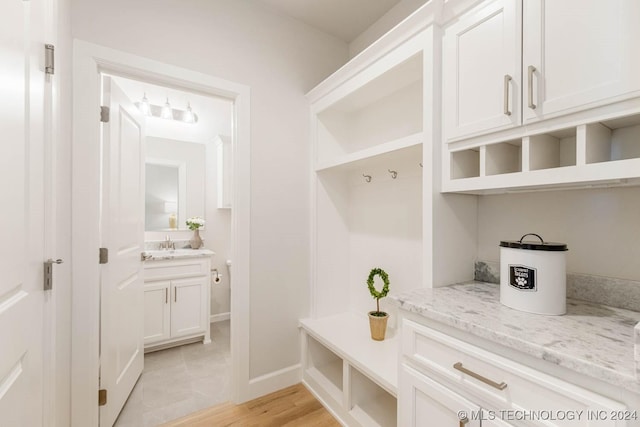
[366,267,390,341]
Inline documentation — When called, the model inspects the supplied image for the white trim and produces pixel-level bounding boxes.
[247,364,302,401]
[71,40,251,426]
[210,312,230,323]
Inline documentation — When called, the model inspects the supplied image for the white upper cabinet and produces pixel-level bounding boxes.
[523,0,640,123]
[443,0,521,141]
[444,0,640,142]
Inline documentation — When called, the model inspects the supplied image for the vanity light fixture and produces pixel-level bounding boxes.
[183,102,195,124]
[135,96,199,124]
[160,98,173,120]
[139,93,151,116]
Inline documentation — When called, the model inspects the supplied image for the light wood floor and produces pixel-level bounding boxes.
[161,383,340,427]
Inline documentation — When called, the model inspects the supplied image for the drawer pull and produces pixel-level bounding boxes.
[459,416,469,426]
[453,362,507,390]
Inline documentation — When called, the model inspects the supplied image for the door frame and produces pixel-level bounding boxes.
[71,40,251,426]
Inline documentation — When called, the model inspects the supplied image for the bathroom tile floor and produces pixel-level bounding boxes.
[114,321,231,427]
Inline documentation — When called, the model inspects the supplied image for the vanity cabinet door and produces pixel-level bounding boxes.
[143,281,171,345]
[170,277,207,338]
[399,364,481,427]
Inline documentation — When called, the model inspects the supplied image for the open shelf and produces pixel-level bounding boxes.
[315,52,423,167]
[485,139,521,176]
[586,115,640,164]
[301,313,398,427]
[315,132,423,172]
[301,313,398,396]
[450,148,480,179]
[527,128,576,171]
[306,336,344,403]
[349,367,398,427]
[444,112,640,193]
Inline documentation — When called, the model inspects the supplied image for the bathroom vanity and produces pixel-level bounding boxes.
[142,249,214,352]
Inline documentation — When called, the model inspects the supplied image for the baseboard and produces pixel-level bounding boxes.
[247,364,302,400]
[210,312,230,323]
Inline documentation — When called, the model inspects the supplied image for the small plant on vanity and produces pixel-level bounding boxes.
[186,216,205,230]
[367,267,390,341]
[186,216,205,249]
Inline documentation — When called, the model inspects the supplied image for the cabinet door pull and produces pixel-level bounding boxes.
[453,362,507,390]
[165,288,168,304]
[459,416,469,426]
[174,288,177,303]
[503,74,512,116]
[527,65,537,109]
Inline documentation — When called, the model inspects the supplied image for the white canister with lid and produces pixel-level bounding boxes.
[499,233,568,315]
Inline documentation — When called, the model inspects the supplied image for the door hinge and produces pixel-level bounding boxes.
[45,44,55,75]
[99,248,109,264]
[100,106,110,123]
[98,389,107,406]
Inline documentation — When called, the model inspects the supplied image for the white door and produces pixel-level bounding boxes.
[399,365,481,427]
[99,76,145,427]
[170,278,207,338]
[0,0,52,425]
[443,0,521,141]
[143,281,171,345]
[523,0,640,123]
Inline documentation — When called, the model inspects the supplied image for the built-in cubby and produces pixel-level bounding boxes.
[485,139,521,176]
[306,336,343,403]
[450,148,479,179]
[585,115,640,164]
[527,129,576,171]
[349,367,398,427]
[301,313,398,427]
[444,112,640,193]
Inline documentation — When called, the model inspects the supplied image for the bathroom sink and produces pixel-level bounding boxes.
[143,248,215,260]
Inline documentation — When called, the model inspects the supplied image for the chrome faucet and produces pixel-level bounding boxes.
[161,235,175,250]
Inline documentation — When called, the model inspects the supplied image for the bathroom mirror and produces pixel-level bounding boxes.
[144,137,206,231]
[145,161,186,231]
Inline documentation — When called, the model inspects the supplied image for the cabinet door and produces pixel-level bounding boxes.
[443,0,521,141]
[523,0,640,123]
[171,277,207,338]
[144,281,171,345]
[399,364,481,427]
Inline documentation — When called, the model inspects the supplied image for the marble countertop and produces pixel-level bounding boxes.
[392,281,640,393]
[143,248,215,261]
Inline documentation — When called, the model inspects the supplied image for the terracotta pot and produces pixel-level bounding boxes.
[368,311,389,341]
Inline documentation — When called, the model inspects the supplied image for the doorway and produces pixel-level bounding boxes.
[107,75,234,425]
[71,41,251,426]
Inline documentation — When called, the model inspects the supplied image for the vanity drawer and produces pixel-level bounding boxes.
[144,258,210,281]
[402,319,627,426]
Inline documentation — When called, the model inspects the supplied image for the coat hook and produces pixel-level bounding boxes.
[363,174,372,183]
[388,169,398,179]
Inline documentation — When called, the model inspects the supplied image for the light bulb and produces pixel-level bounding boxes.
[161,98,173,120]
[183,102,195,124]
[139,93,151,116]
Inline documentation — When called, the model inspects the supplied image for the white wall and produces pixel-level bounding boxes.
[54,0,73,425]
[477,186,640,281]
[71,0,349,380]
